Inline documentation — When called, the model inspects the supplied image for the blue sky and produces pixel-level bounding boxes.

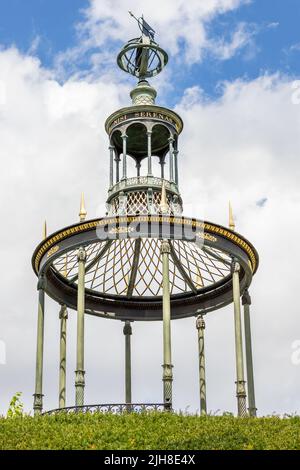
[0,0,299,105]
[1,1,300,417]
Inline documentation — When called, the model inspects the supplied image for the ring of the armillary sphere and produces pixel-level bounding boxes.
[117,38,168,78]
[32,215,259,321]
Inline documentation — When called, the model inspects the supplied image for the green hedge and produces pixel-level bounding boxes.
[0,413,299,450]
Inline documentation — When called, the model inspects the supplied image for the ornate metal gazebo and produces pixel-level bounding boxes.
[32,16,259,417]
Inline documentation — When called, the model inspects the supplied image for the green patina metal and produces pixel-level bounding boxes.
[232,260,248,417]
[31,16,259,416]
[59,304,68,409]
[242,290,257,417]
[196,315,207,415]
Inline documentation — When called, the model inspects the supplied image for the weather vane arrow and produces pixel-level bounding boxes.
[128,11,155,40]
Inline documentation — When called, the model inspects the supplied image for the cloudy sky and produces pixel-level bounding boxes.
[0,0,300,417]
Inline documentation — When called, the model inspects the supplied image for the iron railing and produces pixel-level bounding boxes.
[43,403,168,416]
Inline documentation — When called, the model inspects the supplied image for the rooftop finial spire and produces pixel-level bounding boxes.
[79,193,87,222]
[43,220,47,240]
[229,201,235,231]
[160,181,169,214]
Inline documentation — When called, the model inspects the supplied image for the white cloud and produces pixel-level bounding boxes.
[0,37,300,417]
[209,21,257,60]
[55,0,252,72]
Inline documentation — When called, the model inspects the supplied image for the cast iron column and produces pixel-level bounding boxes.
[196,314,207,415]
[33,274,45,415]
[161,240,173,410]
[168,137,174,182]
[75,246,86,407]
[123,321,132,404]
[122,134,127,180]
[115,153,120,183]
[147,130,152,176]
[59,304,68,408]
[109,145,114,187]
[232,259,247,417]
[174,149,179,186]
[242,289,257,417]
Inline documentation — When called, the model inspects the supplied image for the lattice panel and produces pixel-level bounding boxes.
[108,190,182,216]
[171,240,230,288]
[53,242,105,279]
[84,239,136,295]
[52,239,231,298]
[127,191,148,215]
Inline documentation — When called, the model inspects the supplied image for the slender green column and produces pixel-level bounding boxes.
[75,247,86,407]
[196,314,207,415]
[242,289,257,417]
[115,154,120,183]
[122,134,127,180]
[232,259,247,417]
[123,321,132,404]
[33,274,45,415]
[109,145,114,187]
[161,240,173,410]
[59,304,68,408]
[174,149,179,186]
[168,137,174,182]
[147,130,152,176]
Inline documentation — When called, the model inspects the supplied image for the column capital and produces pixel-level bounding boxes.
[37,273,46,291]
[196,315,206,330]
[122,133,128,139]
[75,369,85,387]
[242,289,252,306]
[147,130,152,136]
[168,136,174,143]
[123,320,132,336]
[77,246,86,263]
[231,258,240,273]
[59,304,68,320]
[161,240,171,254]
[109,145,115,150]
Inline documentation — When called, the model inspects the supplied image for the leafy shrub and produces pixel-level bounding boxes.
[0,412,299,450]
[6,393,24,419]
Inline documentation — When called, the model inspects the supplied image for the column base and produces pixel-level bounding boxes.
[235,380,248,417]
[33,393,44,415]
[248,406,257,417]
[75,369,85,407]
[162,364,173,410]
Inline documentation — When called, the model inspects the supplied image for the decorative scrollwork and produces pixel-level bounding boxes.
[43,403,167,415]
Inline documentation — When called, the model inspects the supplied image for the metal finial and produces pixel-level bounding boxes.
[79,193,87,222]
[43,220,47,240]
[229,201,235,231]
[160,181,169,214]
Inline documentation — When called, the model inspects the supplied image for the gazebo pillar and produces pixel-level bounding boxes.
[168,137,174,182]
[122,134,128,180]
[147,130,152,176]
[123,321,132,404]
[109,145,114,187]
[59,304,68,408]
[242,289,257,417]
[174,149,179,186]
[33,273,45,415]
[232,259,247,417]
[161,240,173,410]
[75,247,86,407]
[196,314,207,415]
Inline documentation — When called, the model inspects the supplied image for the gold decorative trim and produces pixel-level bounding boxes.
[33,216,258,274]
[47,245,59,258]
[105,105,183,135]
